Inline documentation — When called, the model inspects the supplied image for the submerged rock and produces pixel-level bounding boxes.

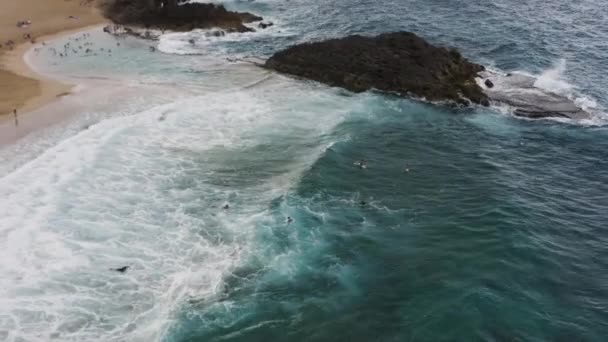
[265,32,489,106]
[100,0,262,33]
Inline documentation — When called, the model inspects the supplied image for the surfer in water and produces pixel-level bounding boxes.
[353,160,368,169]
[110,266,129,273]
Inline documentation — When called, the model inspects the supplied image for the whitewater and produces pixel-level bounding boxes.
[1,0,608,341]
[0,53,362,340]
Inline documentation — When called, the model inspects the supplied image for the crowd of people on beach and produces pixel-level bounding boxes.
[2,11,87,52]
[3,25,159,128]
[2,17,107,126]
[38,32,117,58]
[31,24,164,59]
[1,20,35,50]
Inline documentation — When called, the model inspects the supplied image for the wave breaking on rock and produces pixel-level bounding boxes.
[477,68,591,120]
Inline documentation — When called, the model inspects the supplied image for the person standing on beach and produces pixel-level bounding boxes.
[13,109,18,126]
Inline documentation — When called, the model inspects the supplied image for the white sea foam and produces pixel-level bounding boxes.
[478,59,607,125]
[533,59,573,95]
[157,18,293,56]
[531,62,596,115]
[531,59,604,121]
[0,67,358,341]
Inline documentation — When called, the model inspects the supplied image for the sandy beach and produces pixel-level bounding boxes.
[0,0,104,121]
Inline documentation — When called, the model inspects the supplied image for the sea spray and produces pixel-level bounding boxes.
[533,59,604,121]
[533,59,572,96]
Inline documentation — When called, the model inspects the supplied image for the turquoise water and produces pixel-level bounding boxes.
[1,1,608,341]
[168,104,608,341]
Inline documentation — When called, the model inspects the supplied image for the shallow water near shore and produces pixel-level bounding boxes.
[1,0,608,341]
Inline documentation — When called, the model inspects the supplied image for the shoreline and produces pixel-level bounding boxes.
[0,25,110,146]
[0,0,105,121]
[0,24,106,124]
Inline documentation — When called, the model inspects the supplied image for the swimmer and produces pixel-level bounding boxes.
[110,266,129,273]
[353,160,367,168]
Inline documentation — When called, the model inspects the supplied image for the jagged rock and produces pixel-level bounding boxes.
[485,79,494,88]
[265,32,488,105]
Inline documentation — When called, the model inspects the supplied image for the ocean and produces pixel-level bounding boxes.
[1,0,607,341]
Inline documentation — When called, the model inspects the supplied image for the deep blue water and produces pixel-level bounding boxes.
[162,1,608,341]
[2,1,608,341]
[166,106,608,341]
[231,0,608,108]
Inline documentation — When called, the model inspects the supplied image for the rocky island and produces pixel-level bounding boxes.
[265,32,489,106]
[266,32,590,120]
[99,0,262,33]
[97,2,590,121]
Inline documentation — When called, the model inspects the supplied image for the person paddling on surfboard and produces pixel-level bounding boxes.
[110,266,129,273]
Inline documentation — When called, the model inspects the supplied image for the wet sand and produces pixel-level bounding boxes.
[0,0,104,121]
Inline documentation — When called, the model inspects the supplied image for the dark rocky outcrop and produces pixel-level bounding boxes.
[258,22,274,29]
[265,32,489,105]
[99,0,262,33]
